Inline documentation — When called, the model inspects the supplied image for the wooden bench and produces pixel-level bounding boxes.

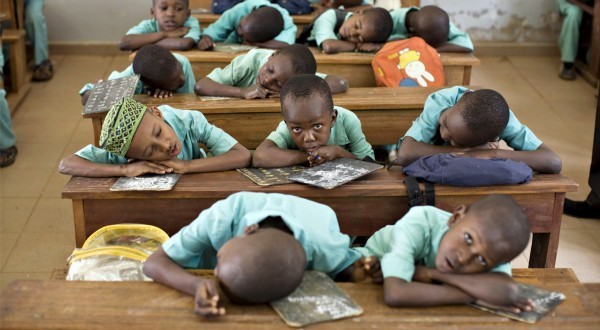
[61,169,578,268]
[3,269,597,329]
[84,86,457,148]
[127,48,480,88]
[1,29,31,113]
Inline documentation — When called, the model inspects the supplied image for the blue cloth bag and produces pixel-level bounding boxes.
[403,154,533,187]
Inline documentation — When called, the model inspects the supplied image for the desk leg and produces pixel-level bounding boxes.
[71,199,86,248]
[529,192,564,268]
[92,118,102,147]
[462,66,472,85]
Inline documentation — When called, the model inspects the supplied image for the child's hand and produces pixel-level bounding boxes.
[241,84,271,99]
[357,43,384,53]
[146,87,173,98]
[164,26,190,38]
[307,146,338,166]
[158,158,188,174]
[198,36,215,50]
[352,256,383,283]
[195,279,225,317]
[475,296,535,314]
[125,160,173,177]
[412,265,437,283]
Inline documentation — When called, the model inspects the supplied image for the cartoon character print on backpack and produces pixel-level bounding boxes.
[397,48,435,87]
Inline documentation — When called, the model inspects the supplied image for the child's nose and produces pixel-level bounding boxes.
[303,132,316,143]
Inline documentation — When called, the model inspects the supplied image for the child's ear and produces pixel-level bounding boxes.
[150,7,155,17]
[447,204,467,226]
[149,106,164,120]
[243,223,260,235]
[330,108,338,127]
[489,136,500,143]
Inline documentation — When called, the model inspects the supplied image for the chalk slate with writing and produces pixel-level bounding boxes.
[271,271,363,327]
[237,166,305,186]
[110,173,181,191]
[470,283,566,323]
[289,158,383,189]
[83,75,140,115]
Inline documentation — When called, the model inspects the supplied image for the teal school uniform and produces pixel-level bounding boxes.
[206,48,326,87]
[266,106,375,160]
[201,0,297,45]
[307,9,354,47]
[555,0,584,63]
[24,0,49,65]
[402,86,543,151]
[162,191,362,278]
[126,16,201,43]
[75,106,237,164]
[387,7,474,51]
[78,53,196,96]
[353,206,511,281]
[0,51,16,149]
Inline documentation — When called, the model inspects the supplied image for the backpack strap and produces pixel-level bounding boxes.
[296,9,347,45]
[404,176,435,208]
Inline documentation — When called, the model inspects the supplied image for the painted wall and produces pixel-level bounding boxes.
[43,0,562,43]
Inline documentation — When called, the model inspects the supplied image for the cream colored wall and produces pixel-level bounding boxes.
[43,0,561,43]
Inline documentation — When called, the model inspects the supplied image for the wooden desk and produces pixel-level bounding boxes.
[128,49,480,88]
[61,168,578,268]
[2,269,597,330]
[84,86,453,148]
[193,13,314,37]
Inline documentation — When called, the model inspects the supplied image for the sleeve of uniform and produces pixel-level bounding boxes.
[403,86,468,143]
[274,7,297,44]
[201,7,237,41]
[340,109,375,160]
[380,208,430,282]
[313,10,341,47]
[266,120,294,149]
[206,52,253,86]
[189,111,238,156]
[490,262,512,276]
[126,19,154,35]
[174,54,196,93]
[183,16,202,42]
[448,22,473,50]
[74,144,129,164]
[500,111,543,151]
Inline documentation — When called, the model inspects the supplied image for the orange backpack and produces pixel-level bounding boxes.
[372,37,445,87]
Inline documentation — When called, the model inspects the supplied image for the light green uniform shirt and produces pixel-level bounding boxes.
[308,9,353,47]
[266,106,375,160]
[163,191,362,278]
[202,0,297,44]
[388,7,474,51]
[78,53,196,96]
[75,106,237,164]
[403,86,543,151]
[126,16,202,43]
[353,206,511,281]
[206,48,326,87]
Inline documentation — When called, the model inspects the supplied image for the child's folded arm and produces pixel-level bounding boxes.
[323,75,349,94]
[395,136,464,166]
[460,143,562,174]
[119,32,169,51]
[321,39,357,54]
[252,139,308,168]
[159,143,251,174]
[383,276,474,307]
[249,39,289,50]
[58,154,172,178]
[194,77,246,98]
[155,36,196,51]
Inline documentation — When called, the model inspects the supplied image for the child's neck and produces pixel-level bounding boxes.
[259,216,293,235]
[405,9,418,32]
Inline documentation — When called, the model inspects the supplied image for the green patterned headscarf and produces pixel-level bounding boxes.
[99,97,147,156]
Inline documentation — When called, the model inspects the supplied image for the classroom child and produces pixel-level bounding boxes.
[79,45,196,106]
[394,86,562,174]
[143,191,366,316]
[388,5,474,53]
[59,97,251,177]
[354,194,535,313]
[24,0,53,81]
[555,0,590,80]
[198,0,296,50]
[252,74,374,168]
[119,0,200,51]
[194,44,348,99]
[304,7,393,54]
[0,48,18,167]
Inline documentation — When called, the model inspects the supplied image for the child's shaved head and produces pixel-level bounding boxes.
[281,74,333,117]
[413,6,450,48]
[276,44,317,75]
[216,227,306,303]
[239,7,284,43]
[153,0,189,6]
[362,8,394,43]
[133,44,184,91]
[457,89,510,144]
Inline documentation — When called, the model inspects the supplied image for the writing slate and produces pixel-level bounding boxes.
[271,271,363,327]
[470,283,566,323]
[110,173,181,191]
[237,166,305,186]
[82,75,140,115]
[288,158,383,189]
[213,43,256,54]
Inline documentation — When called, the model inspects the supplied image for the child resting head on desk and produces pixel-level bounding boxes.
[354,194,535,313]
[59,97,251,177]
[118,0,200,51]
[80,45,196,105]
[252,74,374,168]
[198,0,296,50]
[394,86,562,174]
[143,191,369,316]
[194,44,348,99]
[388,5,474,53]
[305,7,393,54]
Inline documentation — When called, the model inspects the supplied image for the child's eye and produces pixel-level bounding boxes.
[292,127,302,133]
[156,128,162,137]
[314,124,323,129]
[464,232,473,245]
[477,255,487,266]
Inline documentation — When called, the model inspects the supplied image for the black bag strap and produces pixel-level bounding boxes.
[404,176,435,208]
[296,9,347,45]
